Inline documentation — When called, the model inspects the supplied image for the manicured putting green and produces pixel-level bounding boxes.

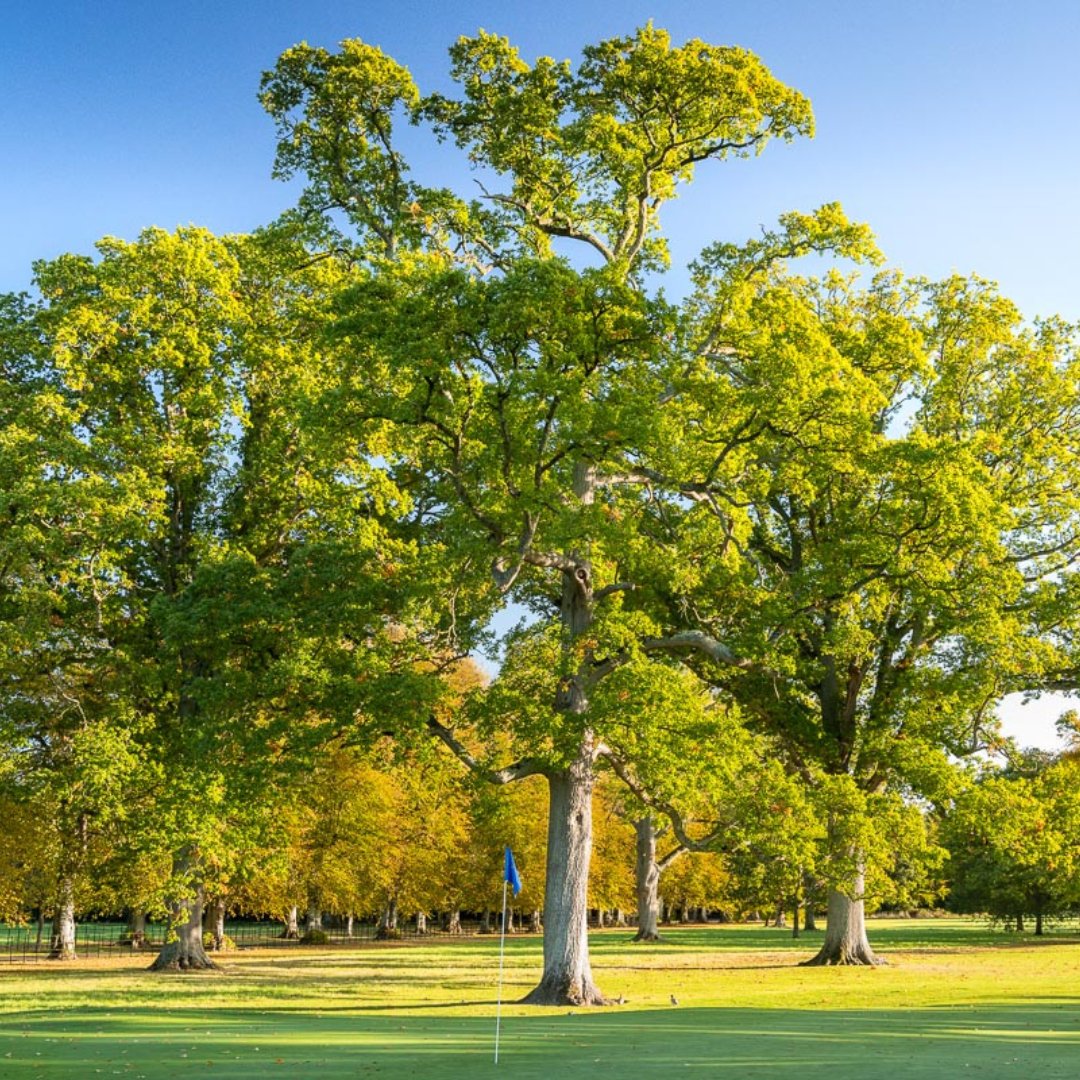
[1,919,1079,1078]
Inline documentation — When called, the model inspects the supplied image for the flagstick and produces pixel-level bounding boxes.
[494,878,509,1064]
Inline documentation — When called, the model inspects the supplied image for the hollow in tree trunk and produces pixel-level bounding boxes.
[633,815,663,942]
[801,867,885,966]
[520,746,607,1005]
[47,878,77,961]
[150,855,215,971]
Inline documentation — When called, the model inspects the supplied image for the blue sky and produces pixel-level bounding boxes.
[4,0,1078,748]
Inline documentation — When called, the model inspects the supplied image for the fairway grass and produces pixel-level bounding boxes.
[1,919,1079,1078]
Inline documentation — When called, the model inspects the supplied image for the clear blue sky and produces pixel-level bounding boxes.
[4,0,1077,747]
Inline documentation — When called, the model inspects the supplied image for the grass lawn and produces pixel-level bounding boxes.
[1,919,1079,1078]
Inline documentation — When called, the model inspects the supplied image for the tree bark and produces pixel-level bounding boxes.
[126,910,148,949]
[346,913,354,937]
[1015,914,1025,932]
[281,905,300,939]
[772,903,787,928]
[530,909,542,933]
[416,911,427,935]
[803,901,817,932]
[1035,911,1044,936]
[801,867,885,966]
[150,855,215,971]
[791,899,800,939]
[47,879,77,961]
[633,815,664,941]
[377,897,399,938]
[304,906,323,933]
[206,896,226,951]
[445,909,462,934]
[520,747,607,1005]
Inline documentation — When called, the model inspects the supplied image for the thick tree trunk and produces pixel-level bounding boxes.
[304,906,323,933]
[47,879,77,961]
[596,909,606,929]
[772,903,787,928]
[803,902,817,932]
[1016,914,1025,932]
[150,856,215,971]
[630,816,660,946]
[613,908,627,927]
[481,909,491,933]
[281,905,300,939]
[520,750,606,1005]
[205,897,226,951]
[801,869,885,966]
[445,909,462,934]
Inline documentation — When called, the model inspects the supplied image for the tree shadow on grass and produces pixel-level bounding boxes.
[2,1003,1080,1079]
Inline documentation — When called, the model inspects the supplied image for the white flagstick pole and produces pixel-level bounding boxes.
[494,877,509,1064]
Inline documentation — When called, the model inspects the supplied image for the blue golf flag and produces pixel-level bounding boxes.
[504,846,522,896]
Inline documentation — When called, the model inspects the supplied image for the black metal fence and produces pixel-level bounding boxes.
[0,915,511,964]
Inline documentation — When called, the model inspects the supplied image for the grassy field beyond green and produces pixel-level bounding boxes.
[1,919,1079,1079]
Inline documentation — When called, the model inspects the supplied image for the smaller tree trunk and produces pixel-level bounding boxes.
[445,909,462,934]
[1015,914,1025,933]
[304,906,323,933]
[281,905,300,939]
[205,897,227,951]
[481,908,491,933]
[633,816,663,942]
[791,899,801,939]
[803,902,817,932]
[416,911,427,935]
[772,903,787,929]
[1035,911,1044,936]
[47,882,77,961]
[530,909,542,933]
[377,897,399,938]
[346,914,354,937]
[127,910,148,950]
